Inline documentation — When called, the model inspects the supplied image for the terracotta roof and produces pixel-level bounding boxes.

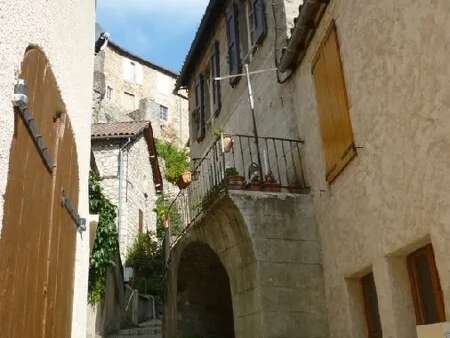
[91,121,164,194]
[278,0,329,72]
[176,0,224,90]
[91,121,151,139]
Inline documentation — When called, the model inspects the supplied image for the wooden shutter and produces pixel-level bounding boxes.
[252,0,266,44]
[226,2,241,85]
[210,41,222,116]
[139,209,144,233]
[312,22,355,183]
[194,75,206,142]
[407,244,446,325]
[362,273,383,338]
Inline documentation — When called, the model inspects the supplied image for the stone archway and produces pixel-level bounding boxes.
[177,242,235,338]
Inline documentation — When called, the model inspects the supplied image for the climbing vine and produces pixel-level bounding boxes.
[88,172,119,304]
[153,195,183,241]
[155,139,190,185]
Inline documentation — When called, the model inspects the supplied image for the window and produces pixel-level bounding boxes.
[123,92,135,110]
[138,209,143,233]
[226,2,241,85]
[192,75,206,142]
[407,244,446,325]
[210,41,221,116]
[361,273,383,338]
[312,22,356,183]
[160,105,168,121]
[123,59,143,84]
[226,0,266,77]
[106,86,113,101]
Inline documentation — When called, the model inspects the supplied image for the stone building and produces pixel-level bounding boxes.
[0,1,95,337]
[93,31,189,147]
[165,1,450,338]
[164,1,329,338]
[91,121,163,259]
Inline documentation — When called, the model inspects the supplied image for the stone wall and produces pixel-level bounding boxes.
[94,45,189,147]
[165,191,328,338]
[290,1,450,337]
[0,1,95,337]
[93,136,159,260]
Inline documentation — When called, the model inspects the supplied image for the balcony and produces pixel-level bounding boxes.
[163,134,309,246]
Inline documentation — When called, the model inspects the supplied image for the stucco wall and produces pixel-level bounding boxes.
[95,46,189,147]
[0,1,95,337]
[290,1,450,337]
[186,0,302,160]
[93,136,159,260]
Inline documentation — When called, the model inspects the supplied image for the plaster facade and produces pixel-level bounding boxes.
[0,1,95,337]
[94,44,189,147]
[185,0,302,160]
[93,135,159,259]
[289,1,450,337]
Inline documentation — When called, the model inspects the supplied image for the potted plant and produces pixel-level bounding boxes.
[264,171,281,192]
[177,171,192,189]
[224,167,245,190]
[247,174,263,191]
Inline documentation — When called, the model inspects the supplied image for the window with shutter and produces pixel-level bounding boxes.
[361,273,383,338]
[407,244,446,325]
[251,0,266,45]
[193,75,206,142]
[210,41,221,116]
[226,2,241,85]
[312,22,356,183]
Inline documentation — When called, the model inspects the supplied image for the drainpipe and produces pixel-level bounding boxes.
[118,138,132,246]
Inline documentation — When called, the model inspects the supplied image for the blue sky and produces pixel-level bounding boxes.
[97,0,209,73]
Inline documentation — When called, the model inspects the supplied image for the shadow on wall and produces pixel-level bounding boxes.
[177,242,235,338]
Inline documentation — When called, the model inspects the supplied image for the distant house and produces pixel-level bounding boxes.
[91,121,163,259]
[93,29,189,148]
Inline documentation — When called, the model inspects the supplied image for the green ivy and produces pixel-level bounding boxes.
[154,195,183,241]
[156,139,189,185]
[88,172,119,305]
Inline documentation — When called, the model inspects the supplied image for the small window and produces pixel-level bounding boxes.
[138,209,143,233]
[192,75,205,142]
[160,105,168,121]
[312,22,356,183]
[361,273,383,338]
[123,92,135,110]
[407,244,446,325]
[106,86,113,101]
[129,61,136,82]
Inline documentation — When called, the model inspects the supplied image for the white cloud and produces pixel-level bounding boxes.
[98,0,209,19]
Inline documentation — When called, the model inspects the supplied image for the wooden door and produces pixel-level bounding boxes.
[0,48,79,338]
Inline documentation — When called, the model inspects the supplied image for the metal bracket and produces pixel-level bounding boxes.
[61,191,86,233]
[13,79,55,173]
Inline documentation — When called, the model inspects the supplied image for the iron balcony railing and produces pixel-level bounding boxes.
[163,134,308,249]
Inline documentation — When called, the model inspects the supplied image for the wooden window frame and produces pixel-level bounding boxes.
[138,209,144,234]
[407,244,446,325]
[312,21,356,184]
[361,273,383,338]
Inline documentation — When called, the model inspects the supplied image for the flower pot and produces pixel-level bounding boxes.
[223,137,233,153]
[225,175,245,190]
[177,171,192,189]
[247,182,263,191]
[264,183,282,192]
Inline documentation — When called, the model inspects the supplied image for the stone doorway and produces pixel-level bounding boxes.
[176,242,235,338]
